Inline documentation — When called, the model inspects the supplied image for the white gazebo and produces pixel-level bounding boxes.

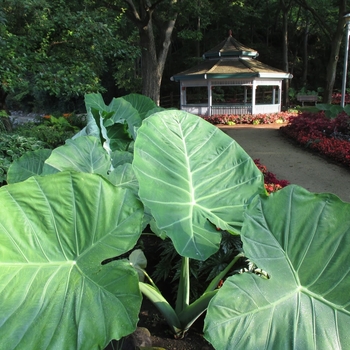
[171,31,292,115]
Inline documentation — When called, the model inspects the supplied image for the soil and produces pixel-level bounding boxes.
[137,299,214,350]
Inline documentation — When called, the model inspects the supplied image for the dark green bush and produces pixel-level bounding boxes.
[0,133,47,186]
[14,123,74,148]
[0,113,86,186]
[14,114,86,148]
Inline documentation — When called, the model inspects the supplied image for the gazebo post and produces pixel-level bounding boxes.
[251,82,257,114]
[272,87,276,104]
[278,82,282,112]
[208,80,212,116]
[180,83,187,107]
[244,87,247,104]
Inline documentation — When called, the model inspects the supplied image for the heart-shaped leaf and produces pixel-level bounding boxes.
[133,111,265,260]
[204,185,350,349]
[0,172,144,349]
[121,93,156,121]
[42,136,111,176]
[84,92,108,112]
[108,163,139,194]
[129,249,147,282]
[7,149,52,184]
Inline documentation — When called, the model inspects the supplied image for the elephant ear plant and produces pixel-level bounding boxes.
[3,94,266,345]
[2,92,350,349]
[132,109,266,338]
[0,172,144,349]
[204,185,350,349]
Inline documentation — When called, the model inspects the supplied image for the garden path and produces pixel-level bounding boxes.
[220,124,350,203]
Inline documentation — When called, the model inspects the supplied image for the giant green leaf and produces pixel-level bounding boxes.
[108,163,139,195]
[85,93,140,141]
[72,112,100,140]
[42,136,111,176]
[84,92,108,112]
[7,148,52,184]
[111,150,134,167]
[204,185,350,349]
[0,172,144,349]
[122,93,157,120]
[108,96,139,125]
[133,111,265,260]
[106,122,134,151]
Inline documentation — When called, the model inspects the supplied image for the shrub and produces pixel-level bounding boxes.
[0,133,47,186]
[13,114,86,148]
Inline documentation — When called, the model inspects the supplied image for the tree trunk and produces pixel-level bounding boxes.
[140,16,177,105]
[280,0,292,107]
[124,0,177,105]
[295,0,347,103]
[324,2,347,103]
[0,88,8,113]
[139,19,161,104]
[196,15,201,58]
[302,22,309,85]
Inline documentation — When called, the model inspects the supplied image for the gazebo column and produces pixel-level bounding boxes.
[180,83,187,107]
[244,87,247,104]
[251,82,257,114]
[278,82,282,112]
[272,87,276,104]
[208,80,212,116]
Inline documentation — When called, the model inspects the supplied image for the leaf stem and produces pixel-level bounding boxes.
[205,252,245,293]
[175,256,190,314]
[139,282,182,335]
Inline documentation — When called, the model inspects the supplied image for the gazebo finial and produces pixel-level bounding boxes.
[229,29,232,37]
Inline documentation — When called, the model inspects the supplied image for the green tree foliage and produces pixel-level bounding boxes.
[294,0,347,103]
[0,0,139,111]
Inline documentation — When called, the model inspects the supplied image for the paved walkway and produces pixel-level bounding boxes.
[220,124,350,203]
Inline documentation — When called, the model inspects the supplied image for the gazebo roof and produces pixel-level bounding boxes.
[171,32,292,82]
[203,33,258,59]
[171,58,292,81]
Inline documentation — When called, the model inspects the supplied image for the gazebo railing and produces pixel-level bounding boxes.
[211,105,252,115]
[181,103,280,116]
[180,104,209,116]
[254,104,281,114]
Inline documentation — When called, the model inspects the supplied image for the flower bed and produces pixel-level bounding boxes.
[331,92,350,105]
[201,111,297,125]
[280,111,350,168]
[254,159,290,193]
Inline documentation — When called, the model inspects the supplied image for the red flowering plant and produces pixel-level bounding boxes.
[253,159,290,194]
[280,111,350,167]
[331,92,350,105]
